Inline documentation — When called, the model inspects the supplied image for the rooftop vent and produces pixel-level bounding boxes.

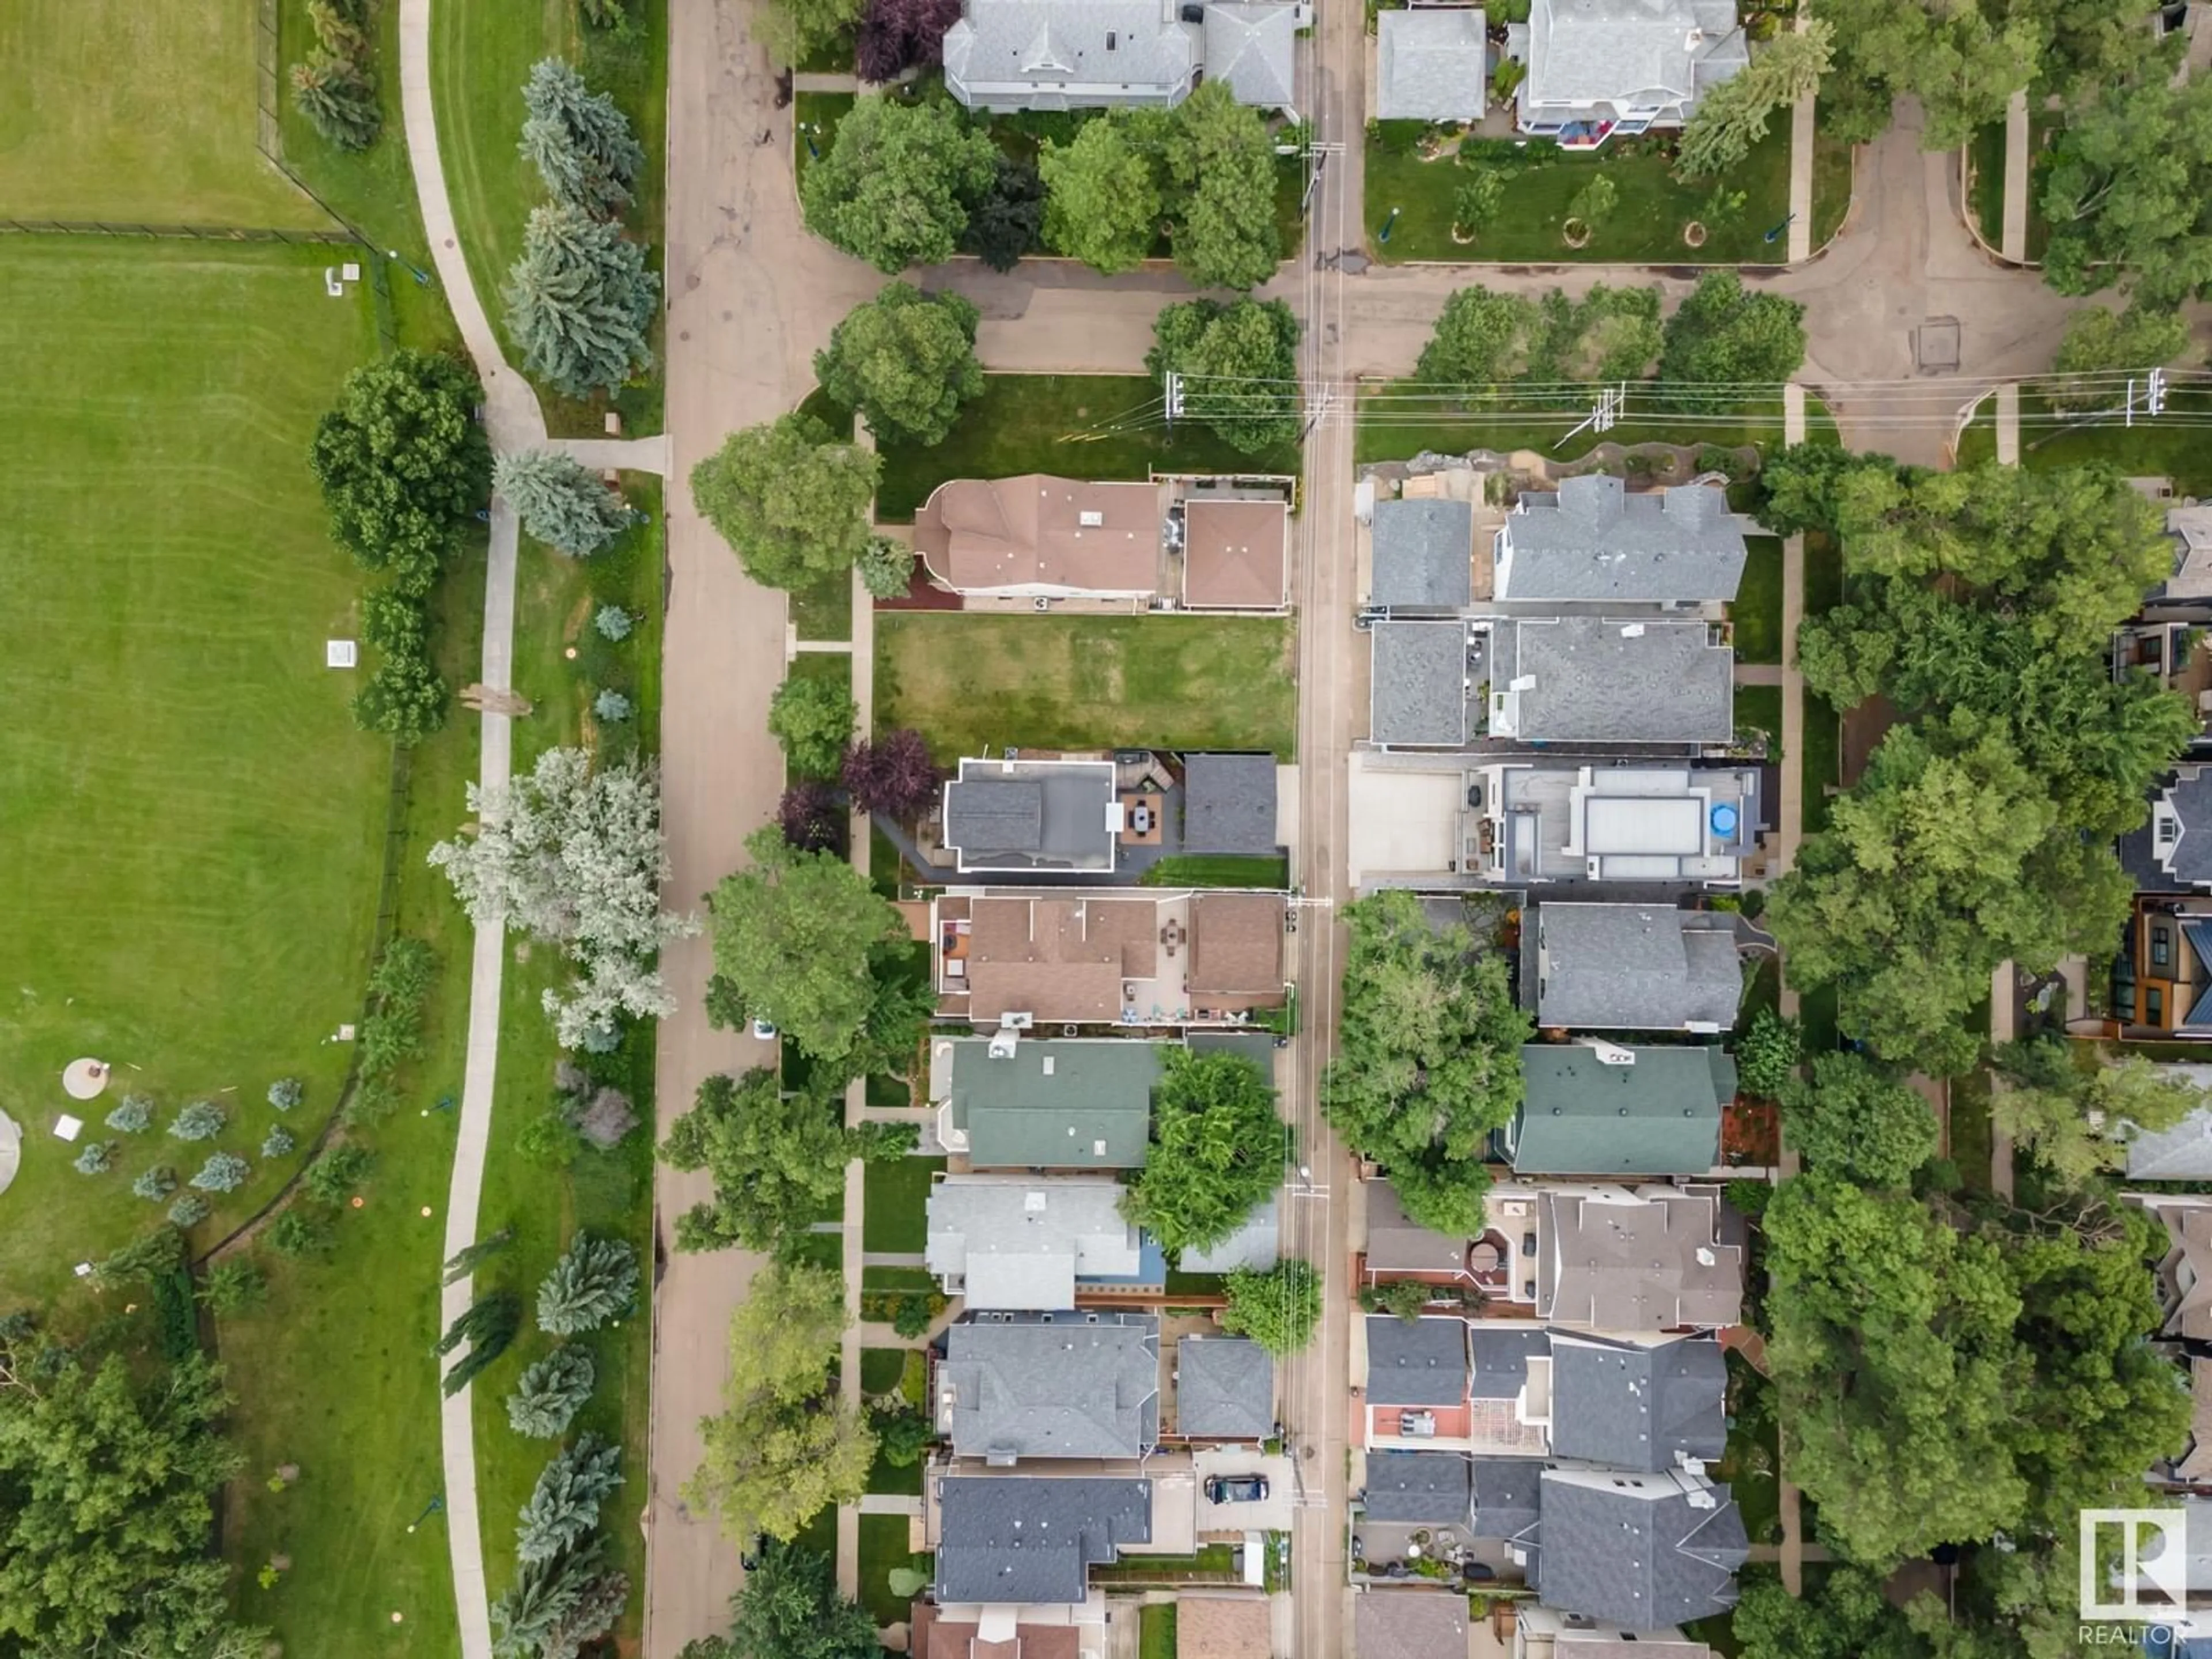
[1080,509,1105,527]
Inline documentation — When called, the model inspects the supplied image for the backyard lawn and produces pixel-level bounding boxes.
[1363,122,1794,265]
[1729,537,1785,665]
[876,613,1299,759]
[1732,685,1783,755]
[875,374,1302,522]
[0,238,391,1305]
[864,1154,948,1254]
[1140,1604,1180,1659]
[1140,854,1292,888]
[0,0,323,225]
[858,1513,922,1626]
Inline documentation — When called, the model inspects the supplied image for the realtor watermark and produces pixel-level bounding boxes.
[2080,1509,2189,1638]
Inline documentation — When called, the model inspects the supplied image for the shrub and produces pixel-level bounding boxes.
[1723,1179,1772,1218]
[593,604,634,642]
[571,1087,638,1150]
[768,675,858,777]
[1736,1006,1803,1100]
[537,1234,641,1335]
[132,1166,178,1202]
[168,1101,225,1142]
[593,689,633,724]
[892,1296,933,1338]
[168,1194,213,1229]
[270,1209,334,1257]
[870,1403,932,1467]
[262,1126,297,1160]
[191,1153,251,1193]
[199,1259,268,1315]
[777,783,846,855]
[74,1141,116,1176]
[303,1144,375,1206]
[291,55,381,152]
[106,1095,154,1135]
[856,535,914,600]
[518,1109,585,1168]
[507,1346,598,1438]
[268,1077,304,1112]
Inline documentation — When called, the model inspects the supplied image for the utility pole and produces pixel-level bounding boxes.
[1555,382,1626,449]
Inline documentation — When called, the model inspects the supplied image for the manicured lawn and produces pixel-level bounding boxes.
[0,0,324,225]
[1801,692,1842,835]
[1729,537,1785,665]
[0,238,389,1305]
[1140,1604,1179,1659]
[432,0,668,433]
[863,1155,946,1253]
[1733,685,1782,755]
[858,1512,921,1626]
[861,1346,910,1395]
[794,92,855,191]
[1140,854,1291,888]
[1802,531,1842,618]
[875,374,1302,523]
[1363,122,1792,265]
[863,1264,940,1291]
[791,570,854,642]
[1810,113,1854,249]
[1353,384,1792,468]
[1968,119,2005,252]
[1091,1544,1237,1581]
[1957,387,2212,491]
[876,614,1298,759]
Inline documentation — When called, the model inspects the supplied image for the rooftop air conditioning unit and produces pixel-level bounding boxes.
[1080,510,1105,527]
[1621,623,1646,638]
[1041,1056,1056,1076]
[1500,1200,1531,1218]
[988,1029,1019,1059]
[1002,1012,1035,1030]
[1585,1040,1637,1066]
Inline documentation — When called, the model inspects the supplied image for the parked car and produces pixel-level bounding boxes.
[1206,1475,1269,1504]
[750,1017,778,1041]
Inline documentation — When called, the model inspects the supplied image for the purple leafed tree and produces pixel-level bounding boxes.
[857,0,963,79]
[842,729,940,821]
[777,783,846,855]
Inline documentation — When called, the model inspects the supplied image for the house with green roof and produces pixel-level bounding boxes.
[928,1035,1164,1169]
[1499,1043,1735,1176]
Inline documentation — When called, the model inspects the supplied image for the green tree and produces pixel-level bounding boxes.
[517,1432,624,1564]
[1323,891,1530,1233]
[870,1403,933,1467]
[759,0,866,67]
[1781,1052,1940,1186]
[725,1540,880,1659]
[767,674,858,777]
[1564,174,1617,234]
[1733,1565,1922,1659]
[2041,77,2212,304]
[0,1349,255,1657]
[1219,1259,1320,1356]
[490,1533,629,1659]
[519,58,645,216]
[198,1259,268,1315]
[291,55,381,151]
[801,96,997,272]
[495,449,634,556]
[1675,21,1833,179]
[2047,304,2194,411]
[690,412,881,592]
[661,1069,918,1256]
[309,349,491,593]
[1988,1038,2206,1187]
[706,824,911,1064]
[1452,171,1506,241]
[1809,0,2041,150]
[963,153,1046,272]
[685,1263,875,1541]
[1415,285,1537,387]
[504,202,660,398]
[1146,297,1301,456]
[536,1234,640,1335]
[857,535,914,601]
[445,1228,516,1286]
[1734,1006,1802,1100]
[1040,111,1166,275]
[1165,81,1281,290]
[815,283,984,447]
[1657,271,1807,403]
[508,1346,598,1440]
[1122,1049,1285,1255]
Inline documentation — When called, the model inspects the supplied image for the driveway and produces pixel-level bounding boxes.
[1193,1448,1298,1535]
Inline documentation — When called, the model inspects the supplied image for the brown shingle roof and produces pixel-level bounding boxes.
[912,1601,1081,1659]
[965,896,1160,1023]
[1183,499,1288,609]
[1177,1594,1271,1659]
[915,475,1162,595]
[1188,893,1285,996]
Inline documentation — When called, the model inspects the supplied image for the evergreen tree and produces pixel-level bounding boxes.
[517,1433,624,1564]
[495,449,634,556]
[507,1346,598,1439]
[505,203,660,399]
[519,59,645,217]
[537,1234,640,1335]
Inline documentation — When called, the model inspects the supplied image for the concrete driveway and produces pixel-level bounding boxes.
[1194,1448,1298,1535]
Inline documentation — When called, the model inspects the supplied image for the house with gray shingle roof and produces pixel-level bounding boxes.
[942,756,1120,874]
[1547,1332,1726,1472]
[938,1312,1161,1462]
[1183,753,1281,855]
[2123,1068,2212,1180]
[1523,903,1743,1033]
[1206,3,1302,114]
[933,1475,1153,1604]
[930,1036,1161,1169]
[1375,8,1488,122]
[1503,1043,1734,1175]
[1472,1456,1545,1543]
[1370,498,1476,611]
[1508,0,1748,141]
[942,0,1303,114]
[925,1175,1145,1310]
[1366,1315,1471,1405]
[1494,478,1747,607]
[1363,1449,1473,1522]
[1484,615,1734,747]
[1174,1335,1275,1438]
[1528,1466,1747,1631]
[1371,620,1477,747]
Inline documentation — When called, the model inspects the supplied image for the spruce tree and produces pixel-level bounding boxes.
[503,204,660,399]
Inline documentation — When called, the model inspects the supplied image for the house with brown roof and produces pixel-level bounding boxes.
[910,1603,1085,1659]
[932,889,1287,1029]
[1180,497,1290,610]
[915,475,1165,599]
[2130,1192,2212,1341]
[1176,1593,1271,1659]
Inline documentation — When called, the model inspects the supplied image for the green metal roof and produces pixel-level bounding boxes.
[946,1039,1162,1168]
[1506,1044,1733,1175]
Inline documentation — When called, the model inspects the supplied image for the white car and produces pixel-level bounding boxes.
[750,1017,778,1041]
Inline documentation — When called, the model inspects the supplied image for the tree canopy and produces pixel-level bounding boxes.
[815,282,983,448]
[519,58,644,217]
[1163,81,1281,290]
[1323,891,1530,1233]
[1807,0,2041,150]
[1146,297,1301,456]
[758,0,867,67]
[1040,111,1167,275]
[1656,271,1807,403]
[495,448,634,556]
[2041,76,2212,304]
[1121,1048,1285,1256]
[1219,1258,1320,1357]
[725,1540,880,1659]
[800,96,997,272]
[691,412,881,592]
[766,673,858,778]
[1781,1052,1940,1187]
[1415,282,1661,391]
[2047,304,2193,411]
[309,348,490,593]
[661,1068,918,1255]
[1675,22,1832,179]
[504,202,660,398]
[1988,1037,2206,1188]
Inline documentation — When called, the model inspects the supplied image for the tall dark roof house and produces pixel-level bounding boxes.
[1494,477,1747,607]
[1505,1043,1734,1174]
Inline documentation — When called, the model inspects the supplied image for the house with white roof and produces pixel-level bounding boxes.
[1505,0,1748,146]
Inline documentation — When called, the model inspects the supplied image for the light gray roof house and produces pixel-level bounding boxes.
[1183,753,1281,855]
[1204,2,1301,113]
[1469,1326,1553,1400]
[941,757,1120,874]
[1529,1467,1747,1631]
[1355,1592,1471,1659]
[942,0,1200,112]
[1179,1193,1281,1273]
[1472,1457,1546,1543]
[1366,1315,1471,1406]
[1486,616,1734,747]
[1525,903,1743,1033]
[1370,498,1476,611]
[1537,1185,1744,1330]
[1175,1335,1276,1438]
[1494,478,1747,605]
[1516,0,1749,133]
[1376,7,1489,122]
[1505,1044,1734,1175]
[941,1312,1161,1461]
[934,1475,1154,1604]
[1365,1179,1474,1280]
[925,1175,1145,1310]
[1371,621,1477,747]
[1547,1332,1727,1472]
[1364,1450,1474,1523]
[931,1036,1161,1169]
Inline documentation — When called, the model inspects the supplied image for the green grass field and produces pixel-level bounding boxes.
[858,1513,920,1625]
[875,375,1302,522]
[876,613,1299,759]
[1956,387,2212,491]
[1139,854,1291,888]
[1733,684,1782,755]
[862,1154,945,1253]
[1140,1602,1179,1659]
[1353,385,1793,468]
[0,238,391,1305]
[1730,537,1785,665]
[0,0,323,225]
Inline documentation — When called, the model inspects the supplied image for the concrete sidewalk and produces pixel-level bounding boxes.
[2001,90,2029,263]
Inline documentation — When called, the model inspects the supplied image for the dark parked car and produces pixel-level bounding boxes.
[1206,1475,1270,1504]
